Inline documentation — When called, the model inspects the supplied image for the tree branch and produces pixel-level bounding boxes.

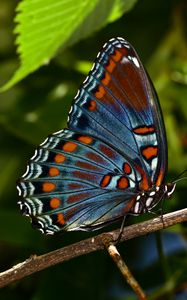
[105,243,148,299]
[0,208,187,289]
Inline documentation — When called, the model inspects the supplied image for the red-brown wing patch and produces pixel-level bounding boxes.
[135,165,149,190]
[123,197,136,213]
[67,191,94,204]
[76,161,102,172]
[156,169,165,187]
[73,170,98,182]
[68,183,87,190]
[99,144,116,159]
[86,152,106,164]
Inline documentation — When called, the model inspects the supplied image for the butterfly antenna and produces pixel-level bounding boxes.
[172,169,187,184]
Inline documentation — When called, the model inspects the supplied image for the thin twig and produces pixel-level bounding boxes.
[0,208,186,289]
[105,243,147,300]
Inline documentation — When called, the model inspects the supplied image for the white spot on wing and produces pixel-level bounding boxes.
[121,57,129,64]
[24,202,32,216]
[53,129,64,136]
[74,90,80,99]
[69,106,73,114]
[146,197,153,207]
[40,137,49,147]
[83,76,89,84]
[151,157,158,171]
[17,185,22,196]
[149,191,156,196]
[131,56,140,68]
[37,220,44,228]
[134,202,140,214]
[22,165,30,179]
[30,149,39,161]
[90,62,96,71]
[129,180,135,188]
[46,230,54,235]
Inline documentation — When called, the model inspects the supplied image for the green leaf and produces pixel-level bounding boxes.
[1,0,137,91]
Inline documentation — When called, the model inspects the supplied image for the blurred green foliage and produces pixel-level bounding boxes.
[0,0,187,299]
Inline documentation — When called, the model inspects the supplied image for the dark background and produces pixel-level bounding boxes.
[0,0,187,299]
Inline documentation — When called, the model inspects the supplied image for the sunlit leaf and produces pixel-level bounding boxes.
[1,0,137,91]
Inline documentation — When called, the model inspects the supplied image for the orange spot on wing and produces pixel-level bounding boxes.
[49,167,60,177]
[88,100,97,111]
[142,146,158,160]
[117,177,129,189]
[95,85,105,99]
[50,197,61,209]
[57,213,65,225]
[112,49,123,62]
[156,170,164,187]
[78,135,93,144]
[123,163,132,175]
[54,154,66,163]
[101,72,111,85]
[133,126,155,135]
[106,59,116,73]
[42,182,56,192]
[63,142,77,152]
[100,175,111,187]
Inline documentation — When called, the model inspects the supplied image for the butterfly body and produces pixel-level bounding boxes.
[17,37,176,235]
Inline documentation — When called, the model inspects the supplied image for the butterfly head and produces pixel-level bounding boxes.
[133,182,176,215]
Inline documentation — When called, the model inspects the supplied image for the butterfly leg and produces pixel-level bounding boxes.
[113,216,127,244]
[154,195,166,229]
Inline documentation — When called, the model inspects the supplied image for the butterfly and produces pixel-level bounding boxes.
[17,37,176,235]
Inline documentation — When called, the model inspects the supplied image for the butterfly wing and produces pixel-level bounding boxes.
[17,130,137,234]
[68,37,167,189]
[17,37,168,234]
